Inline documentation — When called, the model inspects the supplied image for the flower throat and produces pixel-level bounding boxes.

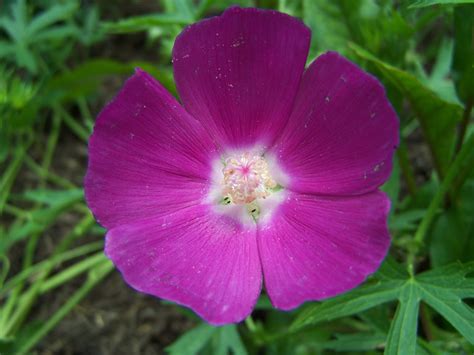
[221,152,279,219]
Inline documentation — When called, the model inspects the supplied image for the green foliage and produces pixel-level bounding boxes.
[0,0,79,74]
[409,0,474,7]
[302,0,413,64]
[1,0,474,353]
[293,261,474,353]
[0,189,83,254]
[452,5,474,104]
[166,323,247,355]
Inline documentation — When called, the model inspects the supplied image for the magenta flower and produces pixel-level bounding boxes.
[85,7,398,325]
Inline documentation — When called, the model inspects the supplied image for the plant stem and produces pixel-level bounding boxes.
[15,260,113,355]
[454,98,473,155]
[1,241,102,297]
[407,133,474,273]
[59,105,90,141]
[2,214,95,336]
[23,109,62,270]
[39,252,106,293]
[24,155,77,189]
[0,140,30,213]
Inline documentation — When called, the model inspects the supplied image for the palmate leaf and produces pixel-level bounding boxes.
[291,258,407,329]
[27,2,78,36]
[165,323,217,355]
[166,324,247,355]
[292,261,474,353]
[0,0,79,74]
[384,282,421,355]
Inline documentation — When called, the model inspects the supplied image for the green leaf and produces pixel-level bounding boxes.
[45,59,176,103]
[27,2,78,35]
[166,323,217,355]
[389,209,426,232]
[34,25,79,42]
[102,13,191,34]
[320,332,386,352]
[213,325,247,355]
[430,181,474,266]
[302,1,412,64]
[385,283,421,355]
[292,261,474,351]
[302,0,353,56]
[452,5,474,104]
[291,280,402,330]
[14,43,37,73]
[21,188,83,205]
[0,189,84,254]
[255,294,273,310]
[422,38,460,104]
[350,43,463,177]
[381,156,401,211]
[0,320,44,355]
[409,0,474,8]
[417,263,474,342]
[0,254,10,288]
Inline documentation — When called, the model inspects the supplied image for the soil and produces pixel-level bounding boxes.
[35,273,194,355]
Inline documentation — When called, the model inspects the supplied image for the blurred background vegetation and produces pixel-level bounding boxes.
[0,0,473,354]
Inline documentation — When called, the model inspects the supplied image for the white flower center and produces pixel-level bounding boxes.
[222,152,277,205]
[207,148,287,225]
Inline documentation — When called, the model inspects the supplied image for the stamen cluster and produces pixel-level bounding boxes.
[222,152,277,205]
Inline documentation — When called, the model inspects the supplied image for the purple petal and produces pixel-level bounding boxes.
[270,52,399,195]
[258,191,390,309]
[173,7,310,149]
[105,206,262,325]
[85,69,217,229]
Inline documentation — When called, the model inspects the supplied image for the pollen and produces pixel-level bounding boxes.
[222,152,277,205]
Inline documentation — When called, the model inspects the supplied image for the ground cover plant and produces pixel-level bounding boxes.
[0,0,473,354]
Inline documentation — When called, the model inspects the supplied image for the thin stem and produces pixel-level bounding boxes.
[39,108,61,184]
[23,109,62,270]
[3,204,28,218]
[59,106,90,141]
[24,155,77,189]
[407,133,474,273]
[454,98,473,155]
[15,260,113,355]
[0,140,30,214]
[2,214,95,336]
[1,241,103,298]
[39,252,106,293]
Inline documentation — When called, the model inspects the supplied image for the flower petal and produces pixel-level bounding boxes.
[85,69,217,229]
[271,52,399,195]
[258,191,390,310]
[105,206,262,325]
[173,7,310,149]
